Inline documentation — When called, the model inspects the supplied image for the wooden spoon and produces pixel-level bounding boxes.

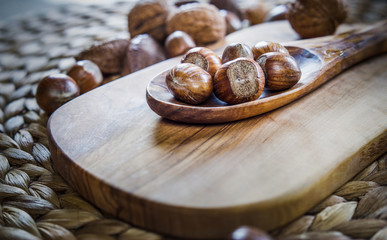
[146,20,387,124]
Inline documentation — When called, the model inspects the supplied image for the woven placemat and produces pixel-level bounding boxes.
[0,1,386,239]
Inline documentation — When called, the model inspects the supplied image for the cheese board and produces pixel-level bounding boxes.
[48,21,387,239]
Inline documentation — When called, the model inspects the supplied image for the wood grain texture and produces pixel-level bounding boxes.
[48,21,387,239]
[147,21,387,123]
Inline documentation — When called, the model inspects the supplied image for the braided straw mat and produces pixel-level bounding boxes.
[0,1,386,239]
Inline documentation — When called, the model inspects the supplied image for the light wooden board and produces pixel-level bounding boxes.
[48,21,387,239]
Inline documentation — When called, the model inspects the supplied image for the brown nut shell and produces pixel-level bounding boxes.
[121,34,166,76]
[257,52,301,91]
[287,0,348,38]
[166,3,226,45]
[166,63,213,104]
[181,47,222,78]
[36,74,80,114]
[252,41,289,60]
[222,42,253,64]
[67,60,103,94]
[76,39,129,74]
[128,0,170,42]
[219,9,242,35]
[165,31,196,58]
[214,58,265,105]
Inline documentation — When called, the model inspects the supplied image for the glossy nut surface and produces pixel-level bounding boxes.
[252,41,289,60]
[36,74,80,114]
[214,58,265,105]
[166,63,213,104]
[222,42,253,64]
[181,47,222,77]
[257,52,301,91]
[165,31,196,58]
[67,60,103,94]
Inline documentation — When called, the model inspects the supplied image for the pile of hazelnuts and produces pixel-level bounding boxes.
[166,41,302,105]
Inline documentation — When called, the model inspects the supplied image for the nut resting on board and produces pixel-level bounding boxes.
[166,63,213,104]
[222,42,254,64]
[214,57,265,104]
[257,52,302,91]
[181,47,222,78]
[252,41,290,61]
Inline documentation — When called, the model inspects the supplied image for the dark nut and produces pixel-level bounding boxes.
[67,60,103,94]
[219,9,242,35]
[264,4,288,22]
[181,47,222,78]
[257,52,301,91]
[221,42,253,64]
[252,41,289,60]
[165,31,196,58]
[166,3,226,45]
[287,0,348,38]
[214,57,265,104]
[121,34,166,76]
[128,0,170,42]
[76,39,129,75]
[36,74,80,114]
[166,63,213,104]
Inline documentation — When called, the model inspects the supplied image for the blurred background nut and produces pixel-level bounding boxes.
[36,74,80,115]
[128,0,170,43]
[165,31,196,58]
[121,34,166,76]
[76,39,129,75]
[219,9,243,35]
[287,0,349,38]
[264,4,289,22]
[67,60,103,94]
[166,3,226,45]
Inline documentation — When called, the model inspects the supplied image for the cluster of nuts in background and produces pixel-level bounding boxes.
[35,0,348,114]
[166,41,301,105]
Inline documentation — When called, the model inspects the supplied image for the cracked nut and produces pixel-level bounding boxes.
[221,42,253,64]
[214,57,265,104]
[181,47,222,78]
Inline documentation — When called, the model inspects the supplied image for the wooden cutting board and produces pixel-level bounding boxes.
[48,21,387,239]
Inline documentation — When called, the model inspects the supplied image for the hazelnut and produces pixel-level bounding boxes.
[76,39,129,75]
[36,74,80,114]
[221,42,253,64]
[287,0,348,38]
[67,60,103,94]
[181,47,222,78]
[252,41,289,60]
[166,3,226,45]
[128,0,170,42]
[121,34,167,76]
[244,2,269,25]
[257,52,301,91]
[166,63,213,104]
[264,4,288,22]
[165,31,196,58]
[219,9,242,35]
[231,226,273,240]
[213,57,265,104]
